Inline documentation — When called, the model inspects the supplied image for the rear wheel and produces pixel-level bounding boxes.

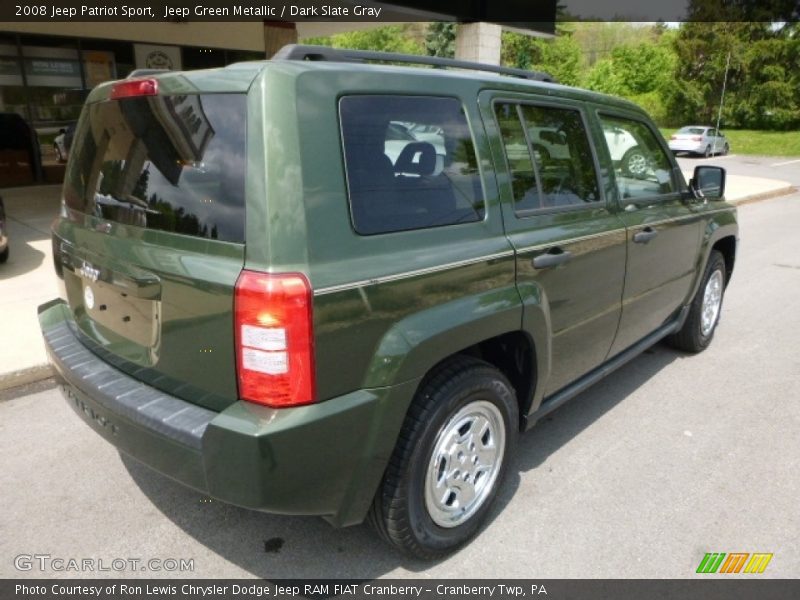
[368,356,518,559]
[667,250,726,353]
[704,145,712,158]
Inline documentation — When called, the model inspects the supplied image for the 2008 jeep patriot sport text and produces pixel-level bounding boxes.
[39,45,737,559]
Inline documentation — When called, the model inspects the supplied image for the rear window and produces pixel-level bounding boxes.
[64,93,246,243]
[678,127,705,135]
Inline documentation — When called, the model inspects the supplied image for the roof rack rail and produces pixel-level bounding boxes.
[272,44,556,83]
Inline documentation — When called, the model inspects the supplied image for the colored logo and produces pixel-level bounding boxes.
[696,552,773,574]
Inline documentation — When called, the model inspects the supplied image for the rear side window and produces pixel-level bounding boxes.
[65,93,246,243]
[495,102,600,213]
[340,95,484,235]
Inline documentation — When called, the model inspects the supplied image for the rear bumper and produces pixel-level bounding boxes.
[39,299,417,527]
[668,141,705,153]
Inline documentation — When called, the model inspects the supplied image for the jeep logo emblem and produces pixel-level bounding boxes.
[77,261,100,282]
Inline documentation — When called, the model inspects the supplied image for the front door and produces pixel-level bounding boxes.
[596,112,704,356]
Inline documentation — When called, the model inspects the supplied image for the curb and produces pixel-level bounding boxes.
[0,364,53,392]
[730,185,796,206]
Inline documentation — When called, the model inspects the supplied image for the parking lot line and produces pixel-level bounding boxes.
[771,158,800,167]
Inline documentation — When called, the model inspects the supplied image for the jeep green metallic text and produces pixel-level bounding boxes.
[38,45,738,559]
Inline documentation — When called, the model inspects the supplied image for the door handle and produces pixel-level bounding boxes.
[633,227,658,244]
[532,248,573,269]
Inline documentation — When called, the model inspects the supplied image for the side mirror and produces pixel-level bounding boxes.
[689,165,726,201]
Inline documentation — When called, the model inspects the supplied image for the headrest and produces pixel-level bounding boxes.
[393,142,437,176]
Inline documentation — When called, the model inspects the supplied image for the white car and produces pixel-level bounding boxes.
[530,126,649,178]
[668,126,730,157]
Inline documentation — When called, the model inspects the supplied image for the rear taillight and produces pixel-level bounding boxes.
[692,136,703,141]
[110,78,158,100]
[234,270,315,408]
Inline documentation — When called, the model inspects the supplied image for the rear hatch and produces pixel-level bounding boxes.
[53,74,252,411]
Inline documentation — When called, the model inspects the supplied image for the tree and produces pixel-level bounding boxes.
[302,25,424,55]
[501,32,582,86]
[666,21,799,129]
[426,22,456,58]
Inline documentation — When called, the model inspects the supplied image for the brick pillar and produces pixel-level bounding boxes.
[264,21,298,58]
[455,22,502,65]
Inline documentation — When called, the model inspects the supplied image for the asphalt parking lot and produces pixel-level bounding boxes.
[1,186,798,579]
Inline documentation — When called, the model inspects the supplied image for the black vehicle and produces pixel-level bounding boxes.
[0,113,42,186]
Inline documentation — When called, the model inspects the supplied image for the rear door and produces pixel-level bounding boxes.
[595,111,704,356]
[53,89,248,411]
[481,92,627,397]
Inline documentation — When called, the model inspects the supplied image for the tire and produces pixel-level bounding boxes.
[723,143,730,156]
[704,145,711,158]
[0,246,8,263]
[368,356,518,559]
[667,250,726,353]
[622,147,648,178]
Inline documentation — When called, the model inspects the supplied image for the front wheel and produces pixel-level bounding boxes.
[368,356,518,559]
[0,247,8,263]
[667,250,726,352]
[622,147,648,178]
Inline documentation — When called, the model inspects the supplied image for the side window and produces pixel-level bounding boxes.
[494,103,540,212]
[598,115,677,200]
[521,105,600,209]
[340,95,484,236]
[494,102,600,214]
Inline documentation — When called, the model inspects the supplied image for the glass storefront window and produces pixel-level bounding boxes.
[1,32,264,186]
[81,39,133,82]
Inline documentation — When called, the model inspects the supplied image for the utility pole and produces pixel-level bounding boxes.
[715,51,731,152]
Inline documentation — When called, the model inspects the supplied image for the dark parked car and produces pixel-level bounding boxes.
[0,112,42,186]
[39,46,737,559]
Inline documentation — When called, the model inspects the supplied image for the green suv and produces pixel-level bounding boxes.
[39,45,737,559]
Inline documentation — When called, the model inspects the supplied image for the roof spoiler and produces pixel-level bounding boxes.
[126,69,170,78]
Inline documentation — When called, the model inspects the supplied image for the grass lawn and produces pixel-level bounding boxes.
[659,128,800,157]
